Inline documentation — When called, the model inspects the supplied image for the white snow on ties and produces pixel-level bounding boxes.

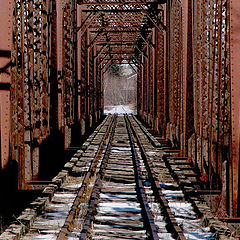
[104,105,137,115]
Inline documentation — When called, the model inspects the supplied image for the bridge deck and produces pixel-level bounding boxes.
[0,115,230,240]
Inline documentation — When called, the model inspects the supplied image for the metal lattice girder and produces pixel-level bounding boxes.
[6,0,168,190]
[162,0,233,217]
[11,0,53,188]
[4,0,240,222]
[190,0,231,180]
[76,0,166,135]
[77,0,165,67]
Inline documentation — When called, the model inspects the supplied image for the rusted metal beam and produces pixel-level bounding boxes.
[230,0,240,217]
[0,0,12,170]
[98,53,109,65]
[100,60,112,75]
[87,31,105,49]
[77,12,94,31]
[135,45,149,59]
[146,12,166,31]
[132,55,144,66]
[78,12,101,34]
[102,62,113,75]
[100,59,111,71]
[139,32,155,48]
[93,44,107,59]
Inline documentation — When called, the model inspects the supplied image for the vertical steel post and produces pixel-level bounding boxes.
[230,0,240,217]
[0,0,12,169]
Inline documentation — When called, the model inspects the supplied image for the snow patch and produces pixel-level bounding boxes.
[104,105,136,115]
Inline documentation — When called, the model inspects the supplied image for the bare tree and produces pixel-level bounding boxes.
[104,64,137,109]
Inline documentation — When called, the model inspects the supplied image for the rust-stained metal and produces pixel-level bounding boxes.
[0,0,12,170]
[57,115,116,239]
[189,0,231,215]
[229,0,240,217]
[11,0,53,188]
[9,0,79,189]
[136,0,238,218]
[76,0,165,133]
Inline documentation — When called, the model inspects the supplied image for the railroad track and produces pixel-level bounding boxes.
[126,115,216,240]
[1,115,218,240]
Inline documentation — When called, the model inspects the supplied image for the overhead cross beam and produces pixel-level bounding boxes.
[100,59,112,71]
[135,45,148,59]
[78,0,166,81]
[102,61,113,75]
[132,55,144,66]
[87,30,105,49]
[77,12,94,31]
[98,53,109,65]
[77,11,101,33]
[146,12,166,31]
[138,31,155,48]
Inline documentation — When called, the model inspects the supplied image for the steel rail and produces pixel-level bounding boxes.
[79,115,117,239]
[125,115,187,240]
[57,115,117,239]
[131,115,161,148]
[124,115,159,240]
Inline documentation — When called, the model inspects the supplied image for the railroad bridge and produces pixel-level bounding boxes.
[0,0,240,239]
